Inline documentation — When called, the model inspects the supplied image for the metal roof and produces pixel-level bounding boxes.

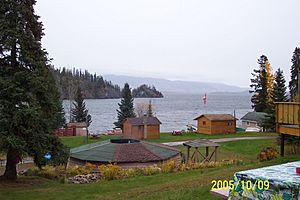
[70,139,180,163]
[240,112,269,125]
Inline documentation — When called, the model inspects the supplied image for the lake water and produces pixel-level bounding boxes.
[63,92,252,134]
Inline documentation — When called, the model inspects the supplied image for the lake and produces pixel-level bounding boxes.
[63,92,252,134]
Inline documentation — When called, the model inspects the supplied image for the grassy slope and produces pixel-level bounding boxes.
[1,138,298,200]
[1,156,299,200]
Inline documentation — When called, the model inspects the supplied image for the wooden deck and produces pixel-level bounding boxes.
[275,102,300,156]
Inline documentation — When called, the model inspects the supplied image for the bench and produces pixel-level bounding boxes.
[210,189,229,199]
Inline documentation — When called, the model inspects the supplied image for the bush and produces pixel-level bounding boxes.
[143,165,161,176]
[161,160,176,173]
[257,147,278,162]
[98,164,125,180]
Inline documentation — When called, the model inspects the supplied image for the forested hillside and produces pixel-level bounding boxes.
[51,67,163,99]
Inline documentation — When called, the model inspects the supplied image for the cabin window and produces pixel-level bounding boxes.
[228,122,232,126]
[202,121,206,126]
[247,122,250,125]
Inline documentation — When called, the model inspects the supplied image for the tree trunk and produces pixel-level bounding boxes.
[0,149,18,181]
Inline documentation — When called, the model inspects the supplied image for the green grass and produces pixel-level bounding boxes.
[145,132,277,143]
[60,132,277,149]
[60,135,122,148]
[1,138,299,200]
[1,155,299,200]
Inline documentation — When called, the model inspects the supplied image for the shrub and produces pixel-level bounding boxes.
[257,147,278,162]
[161,160,176,173]
[143,165,161,176]
[98,164,125,180]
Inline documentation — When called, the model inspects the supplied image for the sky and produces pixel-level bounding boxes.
[35,0,300,88]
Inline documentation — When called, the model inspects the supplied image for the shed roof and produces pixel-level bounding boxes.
[240,112,269,124]
[124,116,162,126]
[194,114,236,121]
[70,139,179,163]
[183,139,220,148]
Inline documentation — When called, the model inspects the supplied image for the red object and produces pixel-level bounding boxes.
[296,167,300,174]
[203,93,207,105]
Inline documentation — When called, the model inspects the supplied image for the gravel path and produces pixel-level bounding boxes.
[162,136,277,146]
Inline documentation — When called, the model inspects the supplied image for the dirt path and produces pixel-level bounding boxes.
[162,136,277,146]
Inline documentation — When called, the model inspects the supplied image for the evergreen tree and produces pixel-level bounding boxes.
[289,47,300,101]
[71,86,92,127]
[273,68,288,102]
[0,0,68,180]
[264,68,288,131]
[114,83,136,129]
[250,55,274,112]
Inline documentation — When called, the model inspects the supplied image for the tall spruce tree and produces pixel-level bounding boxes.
[273,68,288,102]
[114,83,136,129]
[250,55,274,112]
[264,68,288,131]
[0,0,68,180]
[289,47,300,101]
[71,86,92,127]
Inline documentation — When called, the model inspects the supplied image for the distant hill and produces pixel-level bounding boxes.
[103,75,247,94]
[51,68,164,99]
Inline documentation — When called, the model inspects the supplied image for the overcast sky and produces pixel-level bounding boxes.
[35,0,300,87]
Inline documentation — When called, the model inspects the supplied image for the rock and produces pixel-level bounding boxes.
[69,173,102,184]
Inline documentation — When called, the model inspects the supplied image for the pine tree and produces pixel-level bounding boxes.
[289,47,300,101]
[114,83,136,129]
[250,55,274,112]
[273,68,288,102]
[0,0,67,180]
[72,86,92,127]
[264,68,288,131]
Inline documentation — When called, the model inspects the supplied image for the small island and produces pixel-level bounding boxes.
[132,84,164,98]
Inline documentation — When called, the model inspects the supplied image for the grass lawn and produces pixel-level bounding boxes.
[1,138,299,200]
[60,135,122,148]
[1,156,299,200]
[145,132,277,143]
[61,132,278,149]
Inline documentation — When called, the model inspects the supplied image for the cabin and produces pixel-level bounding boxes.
[275,102,300,156]
[240,112,269,131]
[55,122,87,137]
[123,116,161,140]
[194,114,236,134]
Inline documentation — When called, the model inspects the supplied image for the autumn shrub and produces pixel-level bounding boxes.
[161,160,176,173]
[143,165,161,176]
[98,164,125,180]
[257,147,279,162]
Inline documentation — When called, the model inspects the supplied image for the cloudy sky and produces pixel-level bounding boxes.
[35,0,300,87]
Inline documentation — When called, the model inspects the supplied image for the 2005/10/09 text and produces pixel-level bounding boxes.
[211,180,270,191]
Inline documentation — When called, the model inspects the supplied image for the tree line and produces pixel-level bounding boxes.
[51,67,163,99]
[250,47,300,130]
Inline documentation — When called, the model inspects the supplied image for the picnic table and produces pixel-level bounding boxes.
[229,161,300,200]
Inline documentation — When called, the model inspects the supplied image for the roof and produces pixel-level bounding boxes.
[124,116,162,126]
[66,122,87,128]
[240,112,269,124]
[70,139,179,163]
[183,139,220,148]
[194,114,236,121]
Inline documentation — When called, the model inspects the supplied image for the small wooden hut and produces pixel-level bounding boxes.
[123,116,161,140]
[194,114,236,134]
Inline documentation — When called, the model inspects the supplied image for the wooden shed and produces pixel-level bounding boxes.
[123,116,161,140]
[194,114,236,134]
